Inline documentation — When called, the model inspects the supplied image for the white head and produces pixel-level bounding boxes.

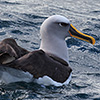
[40,15,71,40]
[39,15,95,63]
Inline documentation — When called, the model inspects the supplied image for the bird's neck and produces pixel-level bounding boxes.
[39,36,69,63]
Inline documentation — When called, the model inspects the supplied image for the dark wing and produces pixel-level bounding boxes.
[0,38,29,64]
[5,50,72,83]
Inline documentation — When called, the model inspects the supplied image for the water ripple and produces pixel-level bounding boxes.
[22,13,47,19]
[91,10,100,14]
[0,32,6,35]
[94,24,100,29]
[0,20,15,28]
[74,93,91,99]
[91,18,100,21]
[0,0,100,99]
[66,38,82,48]
[86,73,100,77]
[89,47,100,53]
[11,30,23,35]
[0,1,21,5]
[93,98,100,100]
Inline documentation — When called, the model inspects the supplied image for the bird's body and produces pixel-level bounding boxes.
[0,15,95,86]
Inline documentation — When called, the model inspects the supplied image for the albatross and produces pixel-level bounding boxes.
[0,15,95,86]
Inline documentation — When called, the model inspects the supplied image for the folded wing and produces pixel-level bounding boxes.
[0,38,29,64]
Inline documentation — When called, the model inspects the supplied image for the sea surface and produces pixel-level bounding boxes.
[0,0,100,100]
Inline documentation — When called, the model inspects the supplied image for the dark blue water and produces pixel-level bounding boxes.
[0,0,100,100]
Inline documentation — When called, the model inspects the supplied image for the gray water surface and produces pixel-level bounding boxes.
[0,0,100,100]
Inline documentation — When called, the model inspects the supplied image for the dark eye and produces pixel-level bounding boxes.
[59,23,68,27]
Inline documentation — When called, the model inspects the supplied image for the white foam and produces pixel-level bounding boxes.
[35,72,72,87]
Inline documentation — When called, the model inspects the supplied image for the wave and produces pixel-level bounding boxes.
[0,1,21,5]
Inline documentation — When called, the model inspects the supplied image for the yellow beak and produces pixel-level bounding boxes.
[69,24,95,45]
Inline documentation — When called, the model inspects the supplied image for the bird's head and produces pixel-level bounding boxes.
[40,15,95,45]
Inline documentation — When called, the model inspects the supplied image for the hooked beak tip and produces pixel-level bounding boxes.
[69,24,95,45]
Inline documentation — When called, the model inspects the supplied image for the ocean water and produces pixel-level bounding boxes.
[0,0,100,100]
